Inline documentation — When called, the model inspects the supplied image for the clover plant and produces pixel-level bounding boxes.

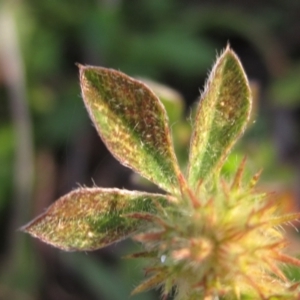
[22,46,300,299]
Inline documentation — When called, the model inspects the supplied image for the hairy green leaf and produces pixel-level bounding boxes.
[21,188,170,251]
[187,46,251,190]
[79,66,182,195]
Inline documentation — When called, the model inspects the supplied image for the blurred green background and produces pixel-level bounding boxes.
[1,0,300,299]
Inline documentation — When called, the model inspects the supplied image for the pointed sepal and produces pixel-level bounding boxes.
[131,271,166,295]
[21,188,170,251]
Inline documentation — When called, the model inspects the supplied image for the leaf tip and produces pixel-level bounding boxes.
[18,224,28,233]
[19,214,43,237]
[75,62,84,69]
[225,41,231,50]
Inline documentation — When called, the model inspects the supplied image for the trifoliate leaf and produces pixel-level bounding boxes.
[21,188,169,251]
[79,66,182,195]
[187,46,251,190]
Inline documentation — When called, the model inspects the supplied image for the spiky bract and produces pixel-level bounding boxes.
[132,164,300,299]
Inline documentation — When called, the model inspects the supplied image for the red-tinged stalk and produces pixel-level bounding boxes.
[274,252,300,267]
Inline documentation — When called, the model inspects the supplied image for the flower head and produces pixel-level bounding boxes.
[22,46,300,299]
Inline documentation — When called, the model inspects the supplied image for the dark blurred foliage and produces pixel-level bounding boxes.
[1,0,300,299]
